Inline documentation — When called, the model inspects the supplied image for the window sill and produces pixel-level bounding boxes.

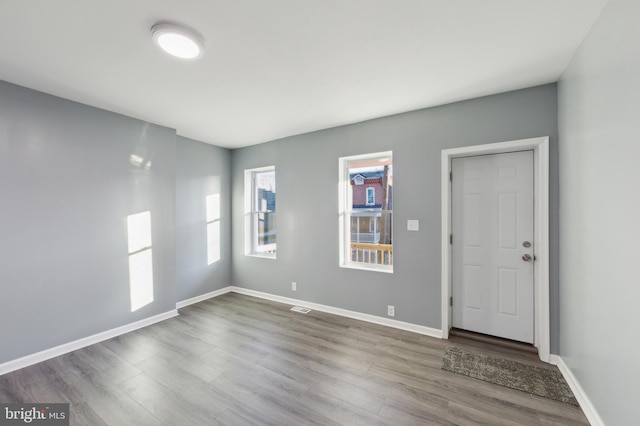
[340,263,393,274]
[246,253,277,260]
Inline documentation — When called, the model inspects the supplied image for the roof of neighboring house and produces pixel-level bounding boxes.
[350,171,385,180]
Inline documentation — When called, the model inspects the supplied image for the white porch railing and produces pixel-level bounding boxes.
[350,243,392,265]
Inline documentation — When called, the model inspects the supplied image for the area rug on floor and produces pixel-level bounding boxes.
[442,346,578,406]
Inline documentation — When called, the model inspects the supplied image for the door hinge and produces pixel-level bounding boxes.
[450,296,453,307]
[449,171,452,182]
[450,234,453,245]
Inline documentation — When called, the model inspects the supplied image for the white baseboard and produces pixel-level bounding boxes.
[554,356,604,426]
[176,286,233,309]
[548,354,561,365]
[230,286,443,339]
[0,309,178,376]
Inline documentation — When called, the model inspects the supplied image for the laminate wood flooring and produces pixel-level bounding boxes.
[0,293,589,425]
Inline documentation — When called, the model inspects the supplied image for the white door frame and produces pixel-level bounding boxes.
[441,137,550,362]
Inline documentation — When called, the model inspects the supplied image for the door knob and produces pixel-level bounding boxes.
[522,254,532,262]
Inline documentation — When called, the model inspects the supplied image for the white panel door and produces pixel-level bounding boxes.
[451,151,534,343]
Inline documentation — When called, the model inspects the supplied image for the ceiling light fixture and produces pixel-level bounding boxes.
[151,23,204,60]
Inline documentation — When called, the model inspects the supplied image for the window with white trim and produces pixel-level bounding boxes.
[244,166,276,258]
[339,152,392,272]
[366,187,375,206]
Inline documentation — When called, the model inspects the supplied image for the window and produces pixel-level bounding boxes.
[244,166,276,257]
[366,187,375,206]
[339,152,393,272]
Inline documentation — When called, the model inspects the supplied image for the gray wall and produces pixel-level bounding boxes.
[231,84,560,350]
[0,80,232,365]
[558,0,640,423]
[176,136,232,301]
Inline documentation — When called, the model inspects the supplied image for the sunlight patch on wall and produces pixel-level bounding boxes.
[129,154,152,170]
[206,194,221,265]
[127,211,154,312]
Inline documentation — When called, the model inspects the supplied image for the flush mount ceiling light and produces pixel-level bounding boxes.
[151,23,204,60]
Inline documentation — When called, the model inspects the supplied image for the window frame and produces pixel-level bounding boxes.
[338,151,393,273]
[244,165,276,259]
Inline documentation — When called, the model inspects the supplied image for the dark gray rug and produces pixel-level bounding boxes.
[442,346,578,406]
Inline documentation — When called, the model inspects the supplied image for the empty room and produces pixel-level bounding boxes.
[0,1,637,425]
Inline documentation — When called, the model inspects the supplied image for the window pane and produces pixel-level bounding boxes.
[256,212,276,253]
[349,211,392,265]
[350,215,379,243]
[254,171,276,212]
[348,162,392,210]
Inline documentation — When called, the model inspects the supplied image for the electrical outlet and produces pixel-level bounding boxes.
[292,282,297,291]
[407,220,419,231]
[387,305,395,317]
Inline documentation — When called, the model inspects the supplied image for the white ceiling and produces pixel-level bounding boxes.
[0,0,607,148]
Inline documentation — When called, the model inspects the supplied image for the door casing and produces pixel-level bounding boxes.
[441,137,550,362]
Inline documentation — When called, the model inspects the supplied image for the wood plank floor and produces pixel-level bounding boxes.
[0,293,589,425]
